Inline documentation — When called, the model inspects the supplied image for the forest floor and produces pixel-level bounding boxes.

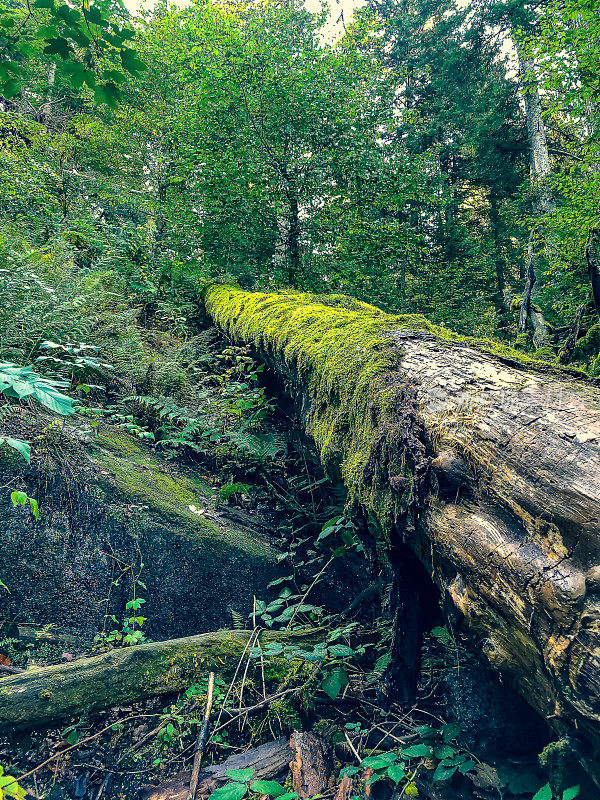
[0,309,584,800]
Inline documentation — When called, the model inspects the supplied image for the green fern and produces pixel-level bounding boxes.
[230,608,244,629]
[227,430,286,460]
[219,481,251,501]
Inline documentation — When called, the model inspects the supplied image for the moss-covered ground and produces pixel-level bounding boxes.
[93,428,273,558]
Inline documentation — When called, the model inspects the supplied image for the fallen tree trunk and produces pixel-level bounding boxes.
[204,286,600,781]
[0,629,319,732]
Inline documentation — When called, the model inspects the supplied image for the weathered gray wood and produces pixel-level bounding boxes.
[139,738,293,800]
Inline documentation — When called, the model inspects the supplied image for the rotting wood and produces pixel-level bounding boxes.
[138,738,293,800]
[289,731,335,798]
[203,287,600,781]
[0,629,321,732]
[333,774,354,800]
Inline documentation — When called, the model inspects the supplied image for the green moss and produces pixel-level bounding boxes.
[204,286,593,536]
[573,323,600,363]
[204,287,423,533]
[94,430,219,533]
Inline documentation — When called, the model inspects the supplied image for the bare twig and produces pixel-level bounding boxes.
[188,672,215,800]
[343,732,361,765]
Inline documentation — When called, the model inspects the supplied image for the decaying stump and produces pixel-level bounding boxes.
[333,774,355,800]
[204,287,600,781]
[289,731,335,798]
[139,738,293,800]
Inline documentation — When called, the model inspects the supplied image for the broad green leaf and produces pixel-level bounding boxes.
[1,438,31,462]
[402,744,433,758]
[85,5,109,27]
[321,666,349,699]
[433,745,455,760]
[2,77,21,98]
[209,783,248,800]
[327,644,355,658]
[225,769,255,782]
[532,785,552,800]
[11,491,28,506]
[102,69,127,84]
[120,47,147,76]
[441,723,461,742]
[250,781,285,797]
[61,60,86,88]
[94,82,121,109]
[386,765,406,784]
[56,4,81,24]
[360,753,397,770]
[432,763,457,782]
[43,36,72,59]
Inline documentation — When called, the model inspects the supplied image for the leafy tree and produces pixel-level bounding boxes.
[362,0,528,330]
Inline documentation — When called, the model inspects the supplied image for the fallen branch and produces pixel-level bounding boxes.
[0,628,322,732]
[139,738,293,800]
[188,671,215,800]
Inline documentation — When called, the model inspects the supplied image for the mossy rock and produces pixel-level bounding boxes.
[0,422,281,640]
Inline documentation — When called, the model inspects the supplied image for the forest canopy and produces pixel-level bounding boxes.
[0,0,598,356]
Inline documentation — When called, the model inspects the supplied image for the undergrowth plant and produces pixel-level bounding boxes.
[94,554,149,650]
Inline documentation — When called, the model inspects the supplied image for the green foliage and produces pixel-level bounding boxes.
[36,340,113,388]
[0,0,145,104]
[209,769,295,800]
[0,436,30,463]
[532,786,579,800]
[93,559,149,649]
[0,363,73,415]
[0,765,26,800]
[10,490,39,519]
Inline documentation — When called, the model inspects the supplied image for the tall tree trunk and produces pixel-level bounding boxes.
[586,228,600,321]
[274,208,288,280]
[489,194,509,315]
[40,62,56,127]
[288,189,300,287]
[514,41,553,345]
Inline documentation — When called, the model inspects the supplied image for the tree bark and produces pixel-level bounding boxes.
[204,288,600,782]
[289,731,335,798]
[560,300,594,363]
[287,189,301,287]
[0,629,320,732]
[514,42,553,346]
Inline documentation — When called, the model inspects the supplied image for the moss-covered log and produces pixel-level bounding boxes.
[203,286,600,779]
[0,629,319,731]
